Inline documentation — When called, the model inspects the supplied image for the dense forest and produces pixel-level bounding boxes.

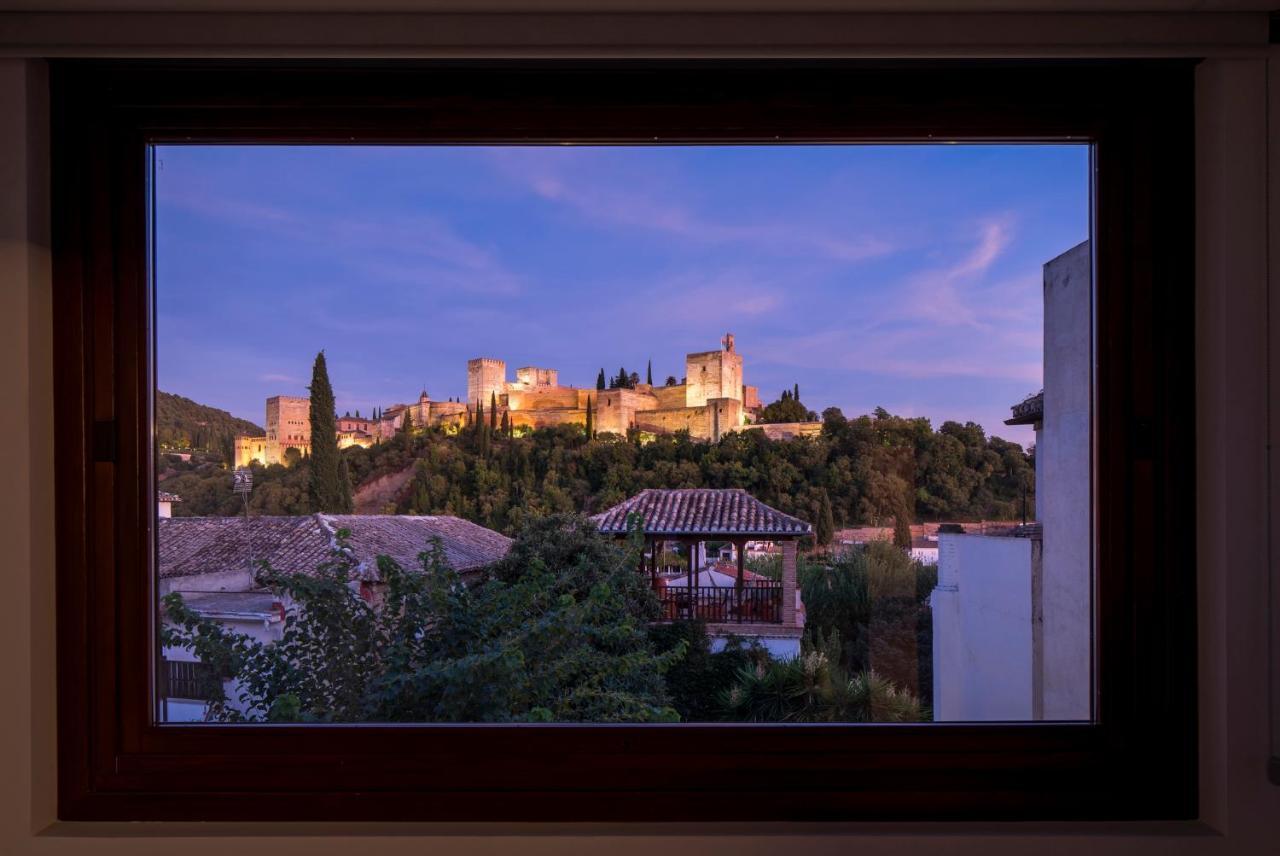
[156,391,263,459]
[161,403,1035,534]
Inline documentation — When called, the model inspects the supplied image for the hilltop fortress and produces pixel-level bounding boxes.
[235,335,819,468]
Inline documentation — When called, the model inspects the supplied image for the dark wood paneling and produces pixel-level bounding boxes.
[52,59,1197,822]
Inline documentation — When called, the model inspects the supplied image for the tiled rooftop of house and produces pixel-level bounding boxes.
[592,488,812,537]
[158,514,512,580]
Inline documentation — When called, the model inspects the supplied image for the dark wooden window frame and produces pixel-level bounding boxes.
[52,59,1197,823]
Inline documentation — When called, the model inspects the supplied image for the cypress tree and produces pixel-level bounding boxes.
[646,359,653,386]
[501,409,511,437]
[306,350,349,513]
[400,406,414,436]
[585,395,594,438]
[816,489,835,546]
[794,383,800,402]
[338,457,355,513]
[596,368,606,391]
[489,391,498,431]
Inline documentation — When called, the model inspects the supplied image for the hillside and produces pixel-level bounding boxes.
[157,391,264,461]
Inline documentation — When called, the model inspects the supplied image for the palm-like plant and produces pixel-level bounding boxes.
[720,631,927,723]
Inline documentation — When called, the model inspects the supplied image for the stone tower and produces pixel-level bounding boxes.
[467,357,507,408]
[684,333,744,408]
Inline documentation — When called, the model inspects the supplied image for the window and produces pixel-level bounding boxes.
[154,141,1087,726]
[54,60,1196,821]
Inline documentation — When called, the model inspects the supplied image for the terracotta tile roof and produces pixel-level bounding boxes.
[158,514,511,581]
[591,489,812,537]
[323,515,513,577]
[158,515,333,580]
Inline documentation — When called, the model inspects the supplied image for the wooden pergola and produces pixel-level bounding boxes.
[592,488,812,627]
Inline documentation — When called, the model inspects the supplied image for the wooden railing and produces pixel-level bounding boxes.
[162,659,219,701]
[657,584,782,624]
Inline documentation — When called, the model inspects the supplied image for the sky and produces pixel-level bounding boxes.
[155,144,1090,447]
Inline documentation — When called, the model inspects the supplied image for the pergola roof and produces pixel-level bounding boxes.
[591,489,812,538]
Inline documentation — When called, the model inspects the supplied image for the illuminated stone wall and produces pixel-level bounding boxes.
[514,366,558,388]
[685,348,744,408]
[265,395,310,464]
[466,357,506,408]
[234,435,267,468]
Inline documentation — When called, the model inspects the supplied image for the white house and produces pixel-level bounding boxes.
[931,241,1091,722]
[157,513,513,722]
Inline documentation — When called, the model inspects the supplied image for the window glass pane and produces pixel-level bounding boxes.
[153,144,1091,723]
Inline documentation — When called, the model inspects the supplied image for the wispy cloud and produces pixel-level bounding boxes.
[157,179,524,298]
[489,149,894,264]
[889,217,1016,330]
[747,219,1041,385]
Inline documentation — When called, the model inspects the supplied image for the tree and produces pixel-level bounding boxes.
[893,498,913,550]
[283,446,303,468]
[646,360,653,386]
[816,489,835,546]
[596,368,606,391]
[629,371,640,387]
[399,407,414,438]
[307,351,350,513]
[489,391,499,431]
[163,517,684,722]
[585,395,595,438]
[501,410,511,437]
[758,392,811,424]
[665,375,678,387]
[794,383,800,402]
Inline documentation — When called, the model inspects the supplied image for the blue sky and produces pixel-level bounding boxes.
[155,144,1089,447]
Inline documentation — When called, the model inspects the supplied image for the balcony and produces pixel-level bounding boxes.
[657,582,782,624]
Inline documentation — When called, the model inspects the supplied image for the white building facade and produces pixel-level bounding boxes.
[931,240,1092,721]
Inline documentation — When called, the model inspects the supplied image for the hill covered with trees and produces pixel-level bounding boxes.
[157,391,263,462]
[162,403,1034,537]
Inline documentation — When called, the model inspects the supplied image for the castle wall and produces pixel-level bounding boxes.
[594,388,659,435]
[514,366,558,388]
[505,386,585,412]
[706,397,744,442]
[234,436,267,468]
[337,430,373,450]
[508,408,586,430]
[685,349,743,408]
[634,407,711,439]
[428,400,466,421]
[467,358,506,408]
[650,383,687,410]
[737,421,823,441]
